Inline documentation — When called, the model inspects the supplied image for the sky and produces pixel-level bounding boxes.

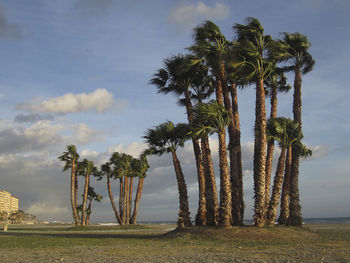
[0,0,349,222]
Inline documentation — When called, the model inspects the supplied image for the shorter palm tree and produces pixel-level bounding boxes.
[265,118,301,226]
[143,121,192,228]
[130,154,149,224]
[274,32,315,226]
[85,187,102,225]
[58,145,81,226]
[111,152,133,225]
[99,161,123,225]
[191,101,232,227]
[77,159,96,226]
[264,70,291,211]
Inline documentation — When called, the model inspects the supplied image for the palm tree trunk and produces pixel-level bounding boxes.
[266,147,286,226]
[278,146,292,225]
[171,150,192,228]
[119,177,123,223]
[107,177,122,225]
[220,66,239,226]
[289,146,302,226]
[86,199,92,225]
[130,177,144,224]
[123,176,129,225]
[128,177,133,224]
[253,78,267,227]
[229,83,244,226]
[201,136,218,226]
[71,161,80,226]
[81,172,90,225]
[184,89,206,226]
[265,86,278,211]
[290,69,303,226]
[218,130,232,227]
[74,172,80,222]
[215,77,232,227]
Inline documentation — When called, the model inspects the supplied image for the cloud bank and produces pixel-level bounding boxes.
[15,88,128,115]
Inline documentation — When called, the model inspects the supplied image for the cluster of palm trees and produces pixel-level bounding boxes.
[99,152,149,226]
[58,145,102,226]
[146,17,314,228]
[58,146,149,226]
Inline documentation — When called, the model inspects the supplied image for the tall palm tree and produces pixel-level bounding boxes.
[190,20,243,226]
[264,118,301,226]
[143,121,192,228]
[58,145,81,226]
[130,154,149,224]
[231,17,276,227]
[225,45,247,226]
[150,55,207,226]
[264,71,291,210]
[275,32,315,226]
[191,101,232,227]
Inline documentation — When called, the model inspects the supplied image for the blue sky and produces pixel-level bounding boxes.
[0,0,349,222]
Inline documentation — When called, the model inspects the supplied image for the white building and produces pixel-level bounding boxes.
[0,190,19,215]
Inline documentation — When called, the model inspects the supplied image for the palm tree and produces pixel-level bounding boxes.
[58,145,81,226]
[130,154,149,224]
[278,145,292,225]
[111,152,133,225]
[225,45,246,226]
[191,101,232,227]
[264,71,291,210]
[279,142,312,225]
[143,121,192,228]
[150,54,207,226]
[265,118,301,226]
[275,32,315,226]
[100,161,122,225]
[77,159,96,226]
[190,20,243,226]
[85,186,102,225]
[231,17,276,227]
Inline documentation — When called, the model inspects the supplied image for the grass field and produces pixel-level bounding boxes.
[0,223,349,262]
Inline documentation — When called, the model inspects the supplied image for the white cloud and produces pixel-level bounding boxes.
[304,144,328,160]
[71,123,104,144]
[169,2,230,31]
[108,141,147,158]
[15,88,128,115]
[0,93,4,99]
[0,121,64,154]
[80,149,100,158]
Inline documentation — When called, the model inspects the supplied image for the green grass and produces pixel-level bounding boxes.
[5,223,174,232]
[0,224,349,262]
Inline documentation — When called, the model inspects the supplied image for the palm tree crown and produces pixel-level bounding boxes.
[275,32,315,74]
[143,121,189,155]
